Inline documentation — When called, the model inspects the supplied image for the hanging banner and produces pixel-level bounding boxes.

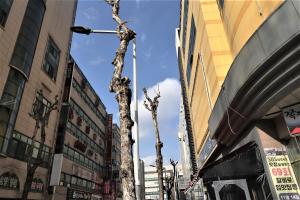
[265,148,300,200]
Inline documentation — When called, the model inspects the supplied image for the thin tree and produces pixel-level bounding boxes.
[170,159,179,200]
[143,87,164,200]
[22,90,58,200]
[163,175,174,200]
[104,0,136,199]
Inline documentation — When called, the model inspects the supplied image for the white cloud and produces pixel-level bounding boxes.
[141,33,147,43]
[142,155,156,166]
[132,78,181,138]
[89,56,105,66]
[82,7,98,20]
[143,46,152,60]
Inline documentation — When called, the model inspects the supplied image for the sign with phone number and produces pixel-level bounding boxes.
[266,155,300,200]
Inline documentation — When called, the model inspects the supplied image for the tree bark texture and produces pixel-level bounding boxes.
[22,91,58,200]
[104,0,136,199]
[143,88,164,200]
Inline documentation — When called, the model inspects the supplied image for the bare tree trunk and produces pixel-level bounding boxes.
[22,91,58,200]
[104,0,136,199]
[143,88,164,200]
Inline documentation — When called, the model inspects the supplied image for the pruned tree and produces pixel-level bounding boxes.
[104,0,136,199]
[143,87,164,200]
[22,90,58,200]
[170,159,179,200]
[163,175,174,200]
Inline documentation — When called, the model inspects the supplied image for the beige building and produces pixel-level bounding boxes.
[52,57,107,200]
[0,0,77,199]
[176,0,300,199]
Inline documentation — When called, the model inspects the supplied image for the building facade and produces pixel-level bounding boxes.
[176,0,300,199]
[144,165,174,200]
[51,57,107,200]
[0,0,77,199]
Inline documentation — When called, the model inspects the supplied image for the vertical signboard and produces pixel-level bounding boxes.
[106,114,113,165]
[62,61,74,103]
[265,148,300,200]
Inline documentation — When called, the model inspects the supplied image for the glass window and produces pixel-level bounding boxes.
[74,151,79,161]
[0,0,13,27]
[9,0,45,76]
[42,37,60,80]
[186,15,196,86]
[71,176,77,185]
[6,139,17,156]
[65,174,71,184]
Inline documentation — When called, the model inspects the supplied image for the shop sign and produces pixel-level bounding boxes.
[265,149,300,200]
[199,136,217,166]
[283,104,300,137]
[68,189,91,200]
[30,178,44,192]
[0,172,19,190]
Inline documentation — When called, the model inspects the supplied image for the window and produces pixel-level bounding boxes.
[182,0,189,56]
[42,37,60,80]
[218,0,225,11]
[6,131,50,166]
[0,0,13,27]
[31,91,51,121]
[186,15,196,86]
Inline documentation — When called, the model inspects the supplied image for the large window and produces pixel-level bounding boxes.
[186,16,196,86]
[6,131,50,166]
[181,0,189,56]
[42,37,60,80]
[10,0,46,76]
[0,0,13,27]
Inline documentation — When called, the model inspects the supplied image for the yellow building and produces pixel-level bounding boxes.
[176,0,300,199]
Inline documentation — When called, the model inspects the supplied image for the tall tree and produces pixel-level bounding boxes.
[104,0,136,199]
[143,88,164,200]
[22,90,58,200]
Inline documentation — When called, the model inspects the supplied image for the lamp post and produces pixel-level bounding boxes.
[70,26,141,200]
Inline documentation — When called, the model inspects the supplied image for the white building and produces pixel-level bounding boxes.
[144,165,173,200]
[178,98,193,179]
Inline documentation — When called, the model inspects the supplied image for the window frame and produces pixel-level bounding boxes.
[0,0,13,28]
[42,36,60,81]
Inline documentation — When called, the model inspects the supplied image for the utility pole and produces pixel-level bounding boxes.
[132,38,141,200]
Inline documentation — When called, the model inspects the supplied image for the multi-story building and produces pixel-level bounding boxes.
[178,97,193,179]
[51,56,107,200]
[112,123,122,199]
[177,0,300,199]
[0,0,77,199]
[144,165,174,200]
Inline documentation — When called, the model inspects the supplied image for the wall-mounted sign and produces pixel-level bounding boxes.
[67,189,91,200]
[265,148,300,200]
[283,104,300,137]
[30,178,44,192]
[0,172,19,190]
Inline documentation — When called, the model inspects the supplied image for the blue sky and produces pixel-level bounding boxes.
[71,0,181,166]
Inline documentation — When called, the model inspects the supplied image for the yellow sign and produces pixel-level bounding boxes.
[266,154,300,200]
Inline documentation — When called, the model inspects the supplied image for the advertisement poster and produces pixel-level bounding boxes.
[265,148,300,200]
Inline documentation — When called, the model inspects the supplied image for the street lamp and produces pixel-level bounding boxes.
[70,26,141,200]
